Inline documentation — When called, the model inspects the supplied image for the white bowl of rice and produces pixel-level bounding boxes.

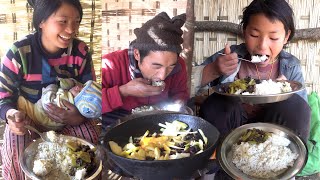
[217,123,307,180]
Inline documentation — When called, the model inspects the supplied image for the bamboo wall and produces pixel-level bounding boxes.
[101,0,187,55]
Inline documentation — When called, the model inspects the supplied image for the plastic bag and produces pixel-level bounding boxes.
[298,92,320,176]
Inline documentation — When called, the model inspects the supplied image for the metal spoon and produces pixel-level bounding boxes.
[25,125,53,143]
[218,52,255,63]
[7,115,53,142]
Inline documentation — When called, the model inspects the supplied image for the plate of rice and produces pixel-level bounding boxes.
[20,132,102,180]
[217,123,307,180]
[213,78,304,104]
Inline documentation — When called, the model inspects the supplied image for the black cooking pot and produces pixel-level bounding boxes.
[102,112,220,180]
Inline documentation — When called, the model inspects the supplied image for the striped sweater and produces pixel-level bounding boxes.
[0,31,95,121]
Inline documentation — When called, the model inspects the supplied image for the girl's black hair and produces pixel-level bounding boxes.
[27,0,83,32]
[240,0,295,41]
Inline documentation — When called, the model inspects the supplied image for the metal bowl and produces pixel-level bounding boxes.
[132,104,194,115]
[217,123,307,180]
[158,104,194,115]
[213,80,304,104]
[20,136,102,180]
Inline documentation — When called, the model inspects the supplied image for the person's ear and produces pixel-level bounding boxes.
[133,49,141,63]
[242,27,246,38]
[284,30,291,44]
[39,21,44,29]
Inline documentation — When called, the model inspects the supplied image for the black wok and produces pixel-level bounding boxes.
[102,112,220,180]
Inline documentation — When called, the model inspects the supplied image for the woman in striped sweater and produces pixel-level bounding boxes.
[0,0,100,179]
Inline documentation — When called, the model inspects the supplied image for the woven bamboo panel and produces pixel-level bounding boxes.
[81,0,102,82]
[101,0,187,55]
[193,0,320,94]
[0,0,102,82]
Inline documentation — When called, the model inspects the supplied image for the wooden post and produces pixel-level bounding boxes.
[182,0,195,97]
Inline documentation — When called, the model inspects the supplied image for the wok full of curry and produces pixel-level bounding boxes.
[102,112,220,180]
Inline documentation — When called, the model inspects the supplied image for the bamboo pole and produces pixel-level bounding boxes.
[182,0,195,96]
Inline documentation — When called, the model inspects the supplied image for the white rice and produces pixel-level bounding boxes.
[232,134,298,178]
[74,168,87,180]
[32,132,87,180]
[242,79,292,95]
[33,159,54,177]
[132,105,155,113]
[251,55,268,63]
[152,80,165,87]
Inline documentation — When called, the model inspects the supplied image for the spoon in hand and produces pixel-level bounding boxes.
[25,125,53,143]
[7,114,53,143]
[218,52,254,63]
[218,52,268,63]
